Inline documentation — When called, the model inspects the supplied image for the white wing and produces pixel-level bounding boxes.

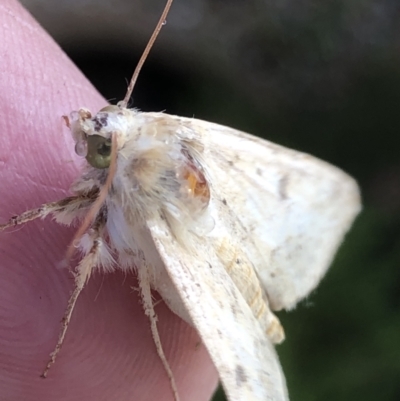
[172,116,362,311]
[135,113,360,400]
[145,217,289,401]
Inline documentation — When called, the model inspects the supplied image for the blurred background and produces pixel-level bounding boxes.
[21,0,400,400]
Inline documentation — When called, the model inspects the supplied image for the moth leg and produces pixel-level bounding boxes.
[41,210,107,378]
[138,266,180,401]
[0,193,97,231]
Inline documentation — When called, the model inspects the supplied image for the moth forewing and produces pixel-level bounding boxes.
[116,106,360,399]
[145,217,289,401]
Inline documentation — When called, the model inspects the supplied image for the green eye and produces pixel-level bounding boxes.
[86,135,112,169]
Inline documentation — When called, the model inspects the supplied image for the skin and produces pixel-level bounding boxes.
[0,1,219,400]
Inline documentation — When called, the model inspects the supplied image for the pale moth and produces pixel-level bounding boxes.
[0,1,361,400]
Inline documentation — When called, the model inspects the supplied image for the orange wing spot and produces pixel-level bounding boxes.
[183,168,210,201]
[179,149,211,208]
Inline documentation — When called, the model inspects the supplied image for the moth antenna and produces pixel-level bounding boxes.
[119,0,174,108]
[65,134,118,263]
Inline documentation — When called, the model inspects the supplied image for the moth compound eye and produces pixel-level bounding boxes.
[86,135,112,169]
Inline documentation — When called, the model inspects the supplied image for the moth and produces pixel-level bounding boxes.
[0,1,361,400]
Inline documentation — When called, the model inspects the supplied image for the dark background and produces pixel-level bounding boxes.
[22,0,400,400]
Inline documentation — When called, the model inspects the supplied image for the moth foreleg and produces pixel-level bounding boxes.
[41,209,107,378]
[138,266,180,401]
[0,193,97,231]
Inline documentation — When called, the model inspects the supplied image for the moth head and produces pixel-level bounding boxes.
[70,106,132,169]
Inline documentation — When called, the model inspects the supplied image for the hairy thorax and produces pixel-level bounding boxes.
[70,106,212,265]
